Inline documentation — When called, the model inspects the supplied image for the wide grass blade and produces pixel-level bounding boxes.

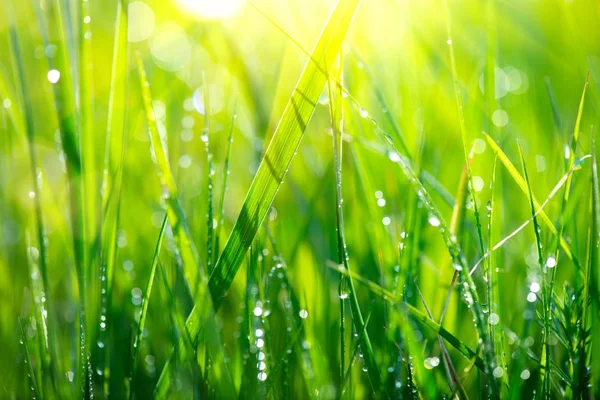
[209,0,360,306]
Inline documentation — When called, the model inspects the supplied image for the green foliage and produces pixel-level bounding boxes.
[1,0,600,398]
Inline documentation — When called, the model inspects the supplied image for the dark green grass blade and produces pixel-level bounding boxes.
[331,263,486,372]
[130,215,167,398]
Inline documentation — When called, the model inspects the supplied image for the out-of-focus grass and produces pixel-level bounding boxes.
[1,0,600,398]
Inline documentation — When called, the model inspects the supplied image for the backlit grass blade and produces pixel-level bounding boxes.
[483,133,579,267]
[209,0,360,307]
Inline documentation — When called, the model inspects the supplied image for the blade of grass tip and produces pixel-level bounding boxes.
[470,154,592,279]
[214,99,237,265]
[202,71,215,275]
[98,0,129,393]
[38,0,90,395]
[483,132,580,268]
[19,318,41,399]
[543,72,589,399]
[329,262,487,373]
[209,0,359,309]
[328,51,381,393]
[7,14,57,395]
[130,215,167,399]
[137,56,234,399]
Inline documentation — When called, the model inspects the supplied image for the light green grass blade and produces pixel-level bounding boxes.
[209,0,360,306]
[483,133,579,268]
[328,52,382,392]
[98,0,129,393]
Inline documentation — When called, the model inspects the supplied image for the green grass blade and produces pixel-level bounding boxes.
[483,132,579,267]
[130,215,167,399]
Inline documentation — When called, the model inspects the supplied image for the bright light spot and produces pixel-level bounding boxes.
[3,98,11,108]
[493,366,504,378]
[128,2,155,42]
[256,338,264,348]
[479,67,510,99]
[255,329,263,337]
[472,176,484,192]
[424,357,440,369]
[536,155,546,172]
[28,191,36,199]
[150,22,191,71]
[504,66,522,92]
[84,15,91,24]
[388,152,401,162]
[527,292,537,303]
[488,313,500,325]
[257,371,267,381]
[359,107,369,118]
[473,138,486,154]
[377,198,386,207]
[253,306,262,317]
[492,109,509,127]
[446,39,452,45]
[178,155,192,169]
[193,84,225,115]
[299,309,308,319]
[258,361,266,371]
[530,282,540,293]
[564,144,571,160]
[382,216,391,226]
[546,256,556,268]
[47,69,61,84]
[428,215,441,227]
[520,369,530,380]
[375,190,383,199]
[176,0,244,20]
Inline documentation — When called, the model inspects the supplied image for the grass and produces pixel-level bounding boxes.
[1,0,600,398]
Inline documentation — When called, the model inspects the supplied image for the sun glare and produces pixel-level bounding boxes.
[176,0,244,20]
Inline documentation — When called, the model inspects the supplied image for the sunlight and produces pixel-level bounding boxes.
[176,0,244,19]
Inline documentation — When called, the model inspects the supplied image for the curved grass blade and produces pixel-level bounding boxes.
[483,133,579,268]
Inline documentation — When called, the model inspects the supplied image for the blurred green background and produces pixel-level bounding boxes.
[1,0,600,398]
